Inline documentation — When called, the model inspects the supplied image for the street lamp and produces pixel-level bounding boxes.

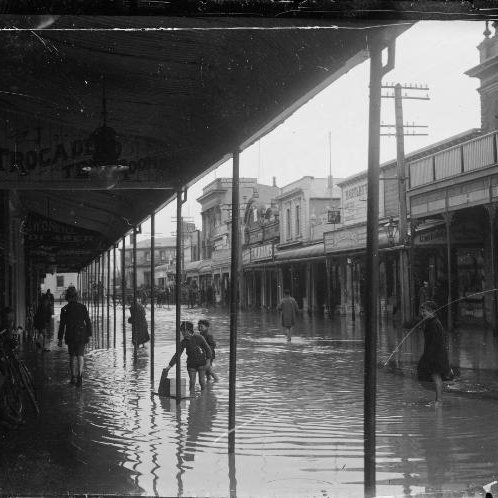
[385,216,397,246]
[347,257,355,322]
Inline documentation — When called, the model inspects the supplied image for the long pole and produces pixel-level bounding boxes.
[228,150,240,454]
[121,237,126,354]
[97,257,101,347]
[107,248,111,348]
[133,226,137,356]
[101,252,105,347]
[394,83,411,325]
[364,37,391,498]
[151,212,155,389]
[113,245,117,348]
[176,188,183,403]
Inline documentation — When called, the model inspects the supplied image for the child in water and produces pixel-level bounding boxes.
[198,319,219,382]
[164,321,212,391]
[417,300,453,406]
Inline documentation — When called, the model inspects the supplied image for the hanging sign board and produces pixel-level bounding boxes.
[0,116,172,189]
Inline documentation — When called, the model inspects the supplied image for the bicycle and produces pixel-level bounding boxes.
[0,330,39,428]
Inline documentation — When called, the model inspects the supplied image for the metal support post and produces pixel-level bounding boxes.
[113,245,117,348]
[486,204,497,334]
[364,36,395,498]
[133,226,138,356]
[176,187,187,402]
[228,149,240,454]
[444,212,453,332]
[107,249,111,348]
[151,212,155,388]
[121,237,126,354]
[100,251,105,347]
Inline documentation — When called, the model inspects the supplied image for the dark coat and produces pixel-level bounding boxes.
[278,296,299,327]
[168,334,212,369]
[417,316,451,380]
[128,301,150,347]
[58,302,92,345]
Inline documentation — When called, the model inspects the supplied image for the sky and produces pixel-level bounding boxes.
[141,20,484,240]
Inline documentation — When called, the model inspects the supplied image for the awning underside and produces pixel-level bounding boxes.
[0,15,411,272]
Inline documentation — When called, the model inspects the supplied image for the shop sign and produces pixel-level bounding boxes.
[325,225,367,252]
[252,243,273,262]
[263,222,279,240]
[413,226,446,245]
[414,221,483,246]
[25,215,100,245]
[0,121,170,186]
[342,179,370,225]
[249,230,263,244]
[324,225,390,253]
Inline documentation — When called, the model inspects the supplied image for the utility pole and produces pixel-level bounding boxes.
[381,82,430,326]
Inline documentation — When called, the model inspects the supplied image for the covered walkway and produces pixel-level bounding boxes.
[0,13,411,497]
[2,306,498,496]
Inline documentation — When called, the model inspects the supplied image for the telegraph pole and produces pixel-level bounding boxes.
[381,82,429,326]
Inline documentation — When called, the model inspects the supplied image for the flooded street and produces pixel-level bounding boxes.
[3,305,498,497]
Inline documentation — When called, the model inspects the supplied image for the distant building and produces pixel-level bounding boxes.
[41,272,78,301]
[122,236,177,287]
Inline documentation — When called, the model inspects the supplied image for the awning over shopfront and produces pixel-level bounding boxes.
[185,260,202,275]
[0,14,410,273]
[199,260,214,275]
[276,243,325,264]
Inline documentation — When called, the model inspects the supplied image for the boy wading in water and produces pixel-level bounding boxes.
[417,300,453,407]
[198,319,219,382]
[164,321,212,391]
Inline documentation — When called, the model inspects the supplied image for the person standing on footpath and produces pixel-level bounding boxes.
[57,286,92,387]
[277,289,299,342]
[45,288,55,316]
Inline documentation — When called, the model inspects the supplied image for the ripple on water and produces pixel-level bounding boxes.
[70,308,498,497]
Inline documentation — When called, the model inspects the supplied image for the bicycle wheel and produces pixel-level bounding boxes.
[1,371,23,424]
[12,357,39,415]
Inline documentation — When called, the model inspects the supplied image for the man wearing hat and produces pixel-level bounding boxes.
[57,286,92,387]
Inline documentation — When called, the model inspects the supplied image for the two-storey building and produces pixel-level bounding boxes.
[275,176,341,312]
[122,236,177,288]
[190,177,278,305]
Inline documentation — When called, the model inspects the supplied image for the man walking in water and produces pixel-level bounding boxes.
[277,289,299,342]
[57,286,92,387]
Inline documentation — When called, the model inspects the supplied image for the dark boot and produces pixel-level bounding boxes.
[75,375,82,387]
[69,375,77,385]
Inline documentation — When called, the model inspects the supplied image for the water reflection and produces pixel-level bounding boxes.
[23,305,498,496]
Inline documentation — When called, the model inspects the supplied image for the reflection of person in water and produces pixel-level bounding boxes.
[418,404,449,495]
[184,390,218,462]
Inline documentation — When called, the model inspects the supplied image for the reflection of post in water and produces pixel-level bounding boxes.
[149,396,160,497]
[419,407,448,495]
[121,235,126,357]
[175,405,185,497]
[130,357,146,491]
[228,452,237,498]
[184,390,217,461]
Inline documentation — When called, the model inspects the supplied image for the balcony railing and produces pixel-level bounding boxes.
[409,130,497,189]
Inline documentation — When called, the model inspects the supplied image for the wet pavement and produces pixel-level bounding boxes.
[1,304,498,497]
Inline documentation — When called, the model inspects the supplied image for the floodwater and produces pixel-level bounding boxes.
[4,304,498,497]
